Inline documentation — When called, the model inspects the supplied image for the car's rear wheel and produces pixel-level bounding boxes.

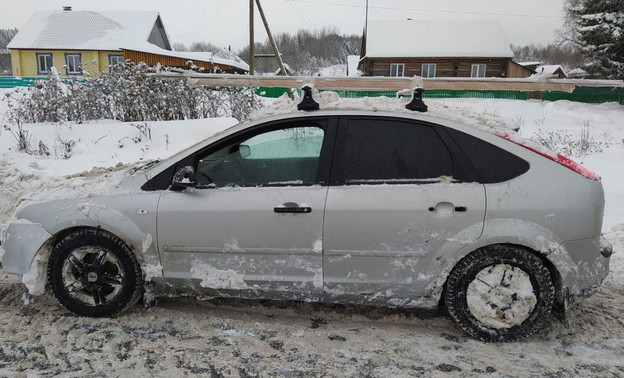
[48,229,142,316]
[444,245,554,342]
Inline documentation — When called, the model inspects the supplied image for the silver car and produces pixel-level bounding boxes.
[1,110,612,342]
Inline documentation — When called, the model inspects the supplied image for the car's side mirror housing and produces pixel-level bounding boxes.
[239,144,251,158]
[171,166,196,191]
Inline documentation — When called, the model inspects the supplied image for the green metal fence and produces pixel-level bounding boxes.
[255,85,623,105]
[0,76,86,89]
[542,86,624,105]
[0,76,41,88]
[2,77,622,105]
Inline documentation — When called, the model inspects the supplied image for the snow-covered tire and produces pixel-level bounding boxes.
[48,229,142,317]
[444,245,554,342]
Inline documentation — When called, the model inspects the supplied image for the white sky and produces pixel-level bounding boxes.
[2,0,566,51]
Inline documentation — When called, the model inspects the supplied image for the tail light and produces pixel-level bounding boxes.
[495,131,599,181]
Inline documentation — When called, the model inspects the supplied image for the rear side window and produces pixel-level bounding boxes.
[445,128,529,183]
[343,119,453,183]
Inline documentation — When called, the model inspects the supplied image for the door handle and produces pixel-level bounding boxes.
[274,202,312,214]
[428,202,467,215]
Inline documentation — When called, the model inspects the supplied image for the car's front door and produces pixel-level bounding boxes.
[323,117,486,300]
[157,119,336,293]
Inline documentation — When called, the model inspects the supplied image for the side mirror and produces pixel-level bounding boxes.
[239,144,251,158]
[171,166,196,190]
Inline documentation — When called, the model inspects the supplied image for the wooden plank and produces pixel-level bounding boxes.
[149,73,624,92]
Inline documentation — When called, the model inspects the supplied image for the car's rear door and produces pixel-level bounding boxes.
[323,116,486,299]
[157,117,337,293]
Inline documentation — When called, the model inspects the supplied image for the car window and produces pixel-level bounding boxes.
[343,119,453,184]
[445,128,530,183]
[196,126,325,187]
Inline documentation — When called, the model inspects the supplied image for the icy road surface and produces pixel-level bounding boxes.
[0,231,622,377]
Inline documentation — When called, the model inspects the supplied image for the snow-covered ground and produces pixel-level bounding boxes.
[0,92,623,376]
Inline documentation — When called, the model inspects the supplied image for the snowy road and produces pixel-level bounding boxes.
[1,98,623,376]
[0,231,622,377]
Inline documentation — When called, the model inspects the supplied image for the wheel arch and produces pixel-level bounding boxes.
[50,225,144,261]
[437,242,564,310]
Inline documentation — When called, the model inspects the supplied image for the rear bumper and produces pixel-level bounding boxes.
[558,235,611,306]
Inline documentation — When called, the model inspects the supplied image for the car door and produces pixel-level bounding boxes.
[323,117,486,299]
[157,118,336,293]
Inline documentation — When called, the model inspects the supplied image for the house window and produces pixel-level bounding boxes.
[471,64,486,78]
[390,63,404,77]
[108,54,124,72]
[36,53,53,74]
[65,53,82,75]
[421,63,436,78]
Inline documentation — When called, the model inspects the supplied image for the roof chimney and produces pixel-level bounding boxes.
[63,6,72,11]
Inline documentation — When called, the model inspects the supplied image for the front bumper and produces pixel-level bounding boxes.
[1,221,52,275]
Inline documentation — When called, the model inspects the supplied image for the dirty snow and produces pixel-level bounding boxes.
[466,264,537,330]
[141,263,163,282]
[190,261,247,290]
[0,93,624,375]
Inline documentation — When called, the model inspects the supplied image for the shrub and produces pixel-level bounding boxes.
[533,124,613,158]
[2,62,262,125]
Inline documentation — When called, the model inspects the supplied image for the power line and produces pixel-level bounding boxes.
[291,0,317,28]
[171,0,231,39]
[286,0,316,29]
[287,0,561,19]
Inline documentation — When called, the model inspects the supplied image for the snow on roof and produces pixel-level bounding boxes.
[535,65,568,76]
[8,10,160,50]
[122,42,250,72]
[347,55,360,76]
[517,61,541,67]
[569,68,588,75]
[365,19,514,59]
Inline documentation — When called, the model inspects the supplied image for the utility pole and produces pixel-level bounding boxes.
[255,0,287,76]
[365,0,369,34]
[249,0,254,75]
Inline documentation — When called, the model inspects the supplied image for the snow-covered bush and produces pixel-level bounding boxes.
[533,124,614,157]
[2,62,263,125]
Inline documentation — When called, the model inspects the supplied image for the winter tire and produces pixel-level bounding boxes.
[444,245,554,342]
[48,229,142,317]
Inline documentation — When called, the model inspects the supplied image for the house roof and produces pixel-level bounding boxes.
[534,65,567,76]
[365,19,514,59]
[517,61,541,67]
[7,10,164,51]
[123,43,250,72]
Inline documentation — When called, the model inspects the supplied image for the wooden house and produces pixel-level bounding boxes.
[8,8,248,77]
[359,20,532,79]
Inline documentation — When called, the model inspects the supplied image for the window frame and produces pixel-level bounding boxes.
[389,63,405,77]
[421,63,436,78]
[36,53,53,75]
[195,125,327,188]
[141,117,338,191]
[329,116,482,186]
[64,53,83,75]
[108,54,124,71]
[471,64,486,78]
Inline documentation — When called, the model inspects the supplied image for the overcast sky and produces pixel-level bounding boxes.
[2,0,566,51]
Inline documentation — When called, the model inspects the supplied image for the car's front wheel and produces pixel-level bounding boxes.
[444,245,554,342]
[48,229,142,316]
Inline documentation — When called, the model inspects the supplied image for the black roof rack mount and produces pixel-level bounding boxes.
[297,85,320,111]
[405,87,428,112]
